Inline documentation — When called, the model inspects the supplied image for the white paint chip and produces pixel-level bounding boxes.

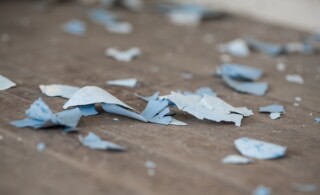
[106,78,138,88]
[39,84,80,99]
[0,74,16,90]
[218,39,250,57]
[276,63,286,72]
[269,113,281,120]
[222,154,252,164]
[286,74,304,84]
[37,142,45,152]
[106,47,141,62]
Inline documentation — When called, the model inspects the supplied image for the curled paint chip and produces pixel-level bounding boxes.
[0,74,16,90]
[163,92,253,127]
[63,86,134,110]
[220,63,263,81]
[222,75,268,96]
[106,78,138,88]
[39,84,80,99]
[222,154,252,164]
[106,47,141,62]
[11,98,81,130]
[246,37,284,56]
[259,104,285,113]
[218,39,250,57]
[79,132,124,151]
[234,137,286,160]
[62,19,86,36]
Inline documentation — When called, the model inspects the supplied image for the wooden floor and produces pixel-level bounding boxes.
[0,1,320,195]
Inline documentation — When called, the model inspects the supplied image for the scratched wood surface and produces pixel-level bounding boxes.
[0,1,320,195]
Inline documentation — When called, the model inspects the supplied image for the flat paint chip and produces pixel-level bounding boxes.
[79,132,124,151]
[218,39,250,57]
[106,78,138,88]
[269,113,281,120]
[163,92,253,127]
[259,104,285,113]
[37,142,45,152]
[252,185,271,195]
[106,47,141,62]
[39,84,80,99]
[62,19,86,36]
[63,86,134,110]
[0,74,16,90]
[235,137,286,160]
[286,74,304,84]
[222,154,252,164]
[11,98,82,130]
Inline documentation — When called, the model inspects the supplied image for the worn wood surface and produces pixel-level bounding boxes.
[0,1,320,195]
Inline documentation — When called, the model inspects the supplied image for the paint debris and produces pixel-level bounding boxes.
[218,39,250,57]
[37,142,45,152]
[294,97,302,102]
[162,92,253,127]
[145,160,156,176]
[286,74,304,84]
[291,184,318,192]
[235,137,286,160]
[252,185,271,195]
[180,72,193,79]
[107,78,138,88]
[315,117,320,123]
[259,104,285,113]
[88,9,133,34]
[276,63,286,72]
[222,75,268,96]
[269,113,281,120]
[39,84,80,99]
[79,132,124,151]
[63,86,134,110]
[220,63,263,81]
[62,19,86,36]
[11,98,81,131]
[183,87,217,97]
[0,74,16,90]
[161,4,225,26]
[222,154,252,164]
[106,47,141,62]
[246,37,284,56]
[218,64,268,96]
[135,92,159,102]
[78,104,98,116]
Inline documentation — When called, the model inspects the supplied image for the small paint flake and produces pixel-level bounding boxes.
[105,47,141,62]
[276,63,286,72]
[293,102,299,107]
[315,117,320,123]
[79,132,125,151]
[291,184,318,192]
[106,78,138,88]
[252,185,271,195]
[294,97,302,102]
[113,118,119,121]
[286,74,304,84]
[145,160,157,169]
[0,135,3,140]
[269,113,281,120]
[37,142,45,152]
[222,154,252,164]
[0,74,16,91]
